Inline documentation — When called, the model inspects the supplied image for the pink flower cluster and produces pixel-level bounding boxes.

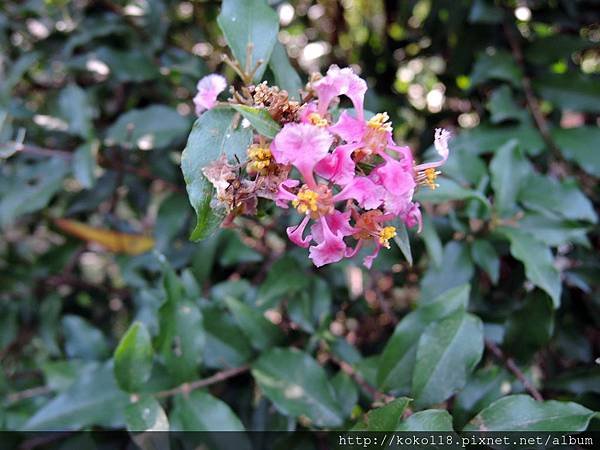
[194,66,450,268]
[271,67,449,268]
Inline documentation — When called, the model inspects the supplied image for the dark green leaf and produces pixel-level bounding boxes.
[553,126,600,177]
[22,362,128,430]
[487,85,527,124]
[415,177,489,208]
[420,242,474,301]
[396,409,454,431]
[490,140,530,216]
[181,108,252,241]
[499,227,562,308]
[504,291,555,361]
[217,0,279,81]
[114,321,154,392]
[420,214,443,267]
[547,368,600,395]
[464,395,596,431]
[62,315,110,361]
[231,104,281,138]
[58,84,95,139]
[331,372,358,419]
[171,390,246,431]
[470,51,522,87]
[72,141,97,189]
[252,347,344,427]
[224,297,284,351]
[125,395,169,431]
[393,221,412,265]
[202,306,253,369]
[377,284,470,392]
[353,398,411,431]
[105,105,189,149]
[257,255,311,309]
[534,73,600,113]
[269,42,303,100]
[470,240,500,284]
[412,310,484,408]
[287,277,331,333]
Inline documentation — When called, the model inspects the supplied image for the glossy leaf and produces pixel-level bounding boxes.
[125,395,169,431]
[114,322,154,392]
[269,42,303,100]
[224,297,284,351]
[252,347,344,427]
[181,108,252,241]
[396,409,454,431]
[353,397,411,431]
[217,0,279,81]
[231,104,281,138]
[490,140,529,216]
[464,395,596,431]
[412,309,484,408]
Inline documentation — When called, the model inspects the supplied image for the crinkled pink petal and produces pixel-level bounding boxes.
[275,179,300,208]
[311,210,355,243]
[314,66,367,119]
[363,244,382,269]
[372,156,415,195]
[315,143,357,186]
[333,176,384,210]
[193,74,227,115]
[287,216,312,248]
[271,123,333,187]
[387,142,414,169]
[401,202,423,232]
[329,110,366,143]
[382,189,413,216]
[308,217,348,267]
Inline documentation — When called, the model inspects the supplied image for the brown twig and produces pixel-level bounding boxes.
[485,339,543,401]
[155,365,249,399]
[329,355,394,403]
[5,385,52,405]
[502,20,562,161]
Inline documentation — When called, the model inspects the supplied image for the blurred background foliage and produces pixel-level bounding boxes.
[1,0,599,441]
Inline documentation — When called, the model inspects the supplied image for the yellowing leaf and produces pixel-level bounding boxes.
[54,218,154,255]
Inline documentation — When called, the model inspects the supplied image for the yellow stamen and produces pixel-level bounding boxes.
[422,167,440,189]
[292,188,320,214]
[367,112,393,132]
[308,113,329,127]
[247,145,272,173]
[379,226,396,248]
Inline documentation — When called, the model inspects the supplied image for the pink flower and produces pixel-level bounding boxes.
[271,123,333,187]
[310,210,355,243]
[193,74,227,115]
[308,216,348,267]
[328,110,366,143]
[314,143,358,186]
[314,66,367,119]
[287,216,312,248]
[333,176,384,210]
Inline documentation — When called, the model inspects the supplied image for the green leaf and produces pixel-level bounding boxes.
[517,212,590,248]
[534,73,600,113]
[353,397,411,431]
[22,361,128,430]
[257,255,311,309]
[181,108,252,241]
[453,366,512,430]
[499,227,562,308]
[546,368,600,395]
[331,372,358,419]
[490,139,530,216]
[114,321,154,392]
[451,123,545,156]
[420,242,474,301]
[269,42,303,100]
[125,395,169,431]
[156,271,205,382]
[231,104,281,138]
[415,177,490,208]
[72,141,97,189]
[396,409,454,431]
[464,395,596,431]
[487,85,527,124]
[393,221,412,266]
[470,240,500,284]
[503,291,555,361]
[420,214,442,267]
[84,47,159,82]
[518,174,596,223]
[202,306,253,369]
[170,390,245,431]
[287,277,331,333]
[0,156,70,227]
[252,347,344,427]
[2,52,40,96]
[62,315,110,361]
[105,105,189,150]
[470,51,522,88]
[552,126,600,177]
[224,297,284,351]
[217,0,279,81]
[58,84,95,139]
[377,284,470,392]
[412,309,484,408]
[525,35,594,65]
